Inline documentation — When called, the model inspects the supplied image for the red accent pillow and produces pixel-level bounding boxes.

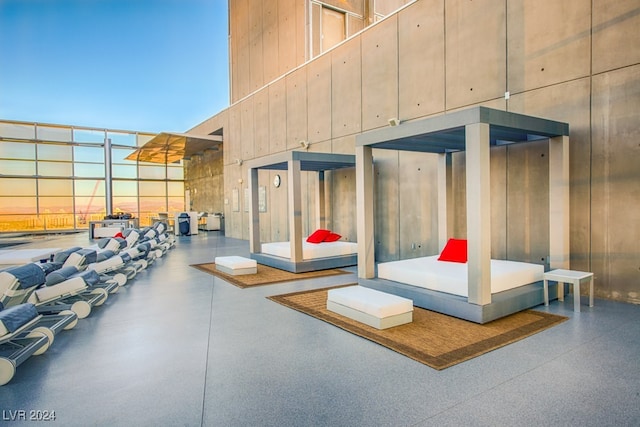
[323,232,341,242]
[306,229,331,244]
[114,232,124,238]
[437,238,468,263]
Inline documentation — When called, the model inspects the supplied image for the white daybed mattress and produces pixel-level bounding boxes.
[377,255,544,297]
[261,241,357,260]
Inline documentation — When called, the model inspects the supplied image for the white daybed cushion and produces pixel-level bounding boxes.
[261,241,357,260]
[377,255,544,297]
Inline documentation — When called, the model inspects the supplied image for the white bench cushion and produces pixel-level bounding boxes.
[328,286,413,318]
[214,256,257,276]
[215,256,257,269]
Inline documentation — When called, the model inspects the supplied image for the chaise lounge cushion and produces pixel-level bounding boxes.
[0,303,38,334]
[1,263,47,289]
[45,266,80,286]
[52,246,83,263]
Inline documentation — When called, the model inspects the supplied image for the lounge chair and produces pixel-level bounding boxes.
[0,301,77,386]
[0,263,107,320]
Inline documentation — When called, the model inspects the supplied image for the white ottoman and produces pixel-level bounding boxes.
[214,256,257,276]
[327,286,413,330]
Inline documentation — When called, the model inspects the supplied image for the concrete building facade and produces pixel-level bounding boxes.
[185,0,640,304]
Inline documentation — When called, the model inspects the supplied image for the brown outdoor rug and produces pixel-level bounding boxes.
[268,285,568,370]
[190,262,351,288]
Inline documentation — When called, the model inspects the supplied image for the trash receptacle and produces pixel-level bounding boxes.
[178,212,191,236]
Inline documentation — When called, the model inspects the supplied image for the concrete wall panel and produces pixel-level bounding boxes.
[253,90,270,159]
[331,39,362,138]
[450,151,466,239]
[285,68,308,150]
[240,98,255,161]
[361,15,398,131]
[375,0,413,16]
[330,168,357,242]
[307,54,332,144]
[225,164,244,238]
[295,0,306,65]
[507,0,591,94]
[592,0,640,74]
[508,78,592,273]
[505,140,549,265]
[306,171,317,236]
[398,0,445,120]
[271,169,289,241]
[230,0,251,102]
[226,105,242,166]
[249,0,265,93]
[347,14,365,37]
[258,169,272,242]
[445,0,506,109]
[398,151,440,259]
[490,146,507,259]
[188,109,228,137]
[268,79,287,153]
[331,134,356,155]
[278,0,299,75]
[591,65,640,303]
[263,0,280,83]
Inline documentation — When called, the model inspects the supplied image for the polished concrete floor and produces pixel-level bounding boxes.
[1,231,639,426]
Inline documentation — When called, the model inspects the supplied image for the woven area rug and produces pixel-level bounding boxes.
[268,285,568,370]
[190,262,351,288]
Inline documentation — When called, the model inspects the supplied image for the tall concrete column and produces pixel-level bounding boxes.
[437,152,453,250]
[466,123,491,305]
[288,159,303,263]
[316,171,326,229]
[356,145,375,278]
[549,135,570,269]
[248,167,260,254]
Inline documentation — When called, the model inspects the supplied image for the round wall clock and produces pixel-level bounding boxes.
[273,174,281,188]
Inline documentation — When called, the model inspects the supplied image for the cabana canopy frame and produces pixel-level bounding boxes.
[355,106,570,323]
[246,151,356,273]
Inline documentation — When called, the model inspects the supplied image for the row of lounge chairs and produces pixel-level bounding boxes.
[0,222,176,386]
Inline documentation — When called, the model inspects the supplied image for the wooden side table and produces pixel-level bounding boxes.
[543,269,594,312]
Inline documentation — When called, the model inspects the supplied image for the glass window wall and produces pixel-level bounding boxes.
[37,125,72,142]
[0,160,36,175]
[74,145,105,163]
[0,120,185,233]
[38,161,74,177]
[0,141,36,159]
[37,144,73,161]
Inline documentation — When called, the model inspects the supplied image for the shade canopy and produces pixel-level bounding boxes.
[245,150,355,171]
[126,132,222,164]
[356,106,569,153]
